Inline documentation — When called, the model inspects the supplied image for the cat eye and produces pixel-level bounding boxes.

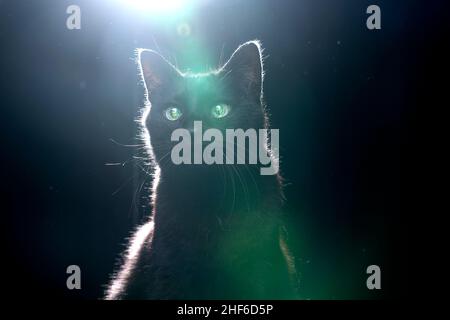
[165,107,182,121]
[211,103,231,119]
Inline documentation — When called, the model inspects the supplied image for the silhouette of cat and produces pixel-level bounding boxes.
[105,41,299,299]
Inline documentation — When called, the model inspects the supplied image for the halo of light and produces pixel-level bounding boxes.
[123,0,188,13]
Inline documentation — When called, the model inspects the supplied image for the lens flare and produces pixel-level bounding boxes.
[123,0,188,13]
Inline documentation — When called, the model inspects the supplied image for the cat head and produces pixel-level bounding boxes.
[138,40,267,170]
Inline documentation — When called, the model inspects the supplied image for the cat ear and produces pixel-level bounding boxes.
[138,49,179,93]
[221,40,264,101]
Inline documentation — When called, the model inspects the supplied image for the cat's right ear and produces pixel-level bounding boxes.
[138,49,179,93]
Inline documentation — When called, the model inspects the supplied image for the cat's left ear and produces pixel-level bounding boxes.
[138,49,179,94]
[221,40,264,101]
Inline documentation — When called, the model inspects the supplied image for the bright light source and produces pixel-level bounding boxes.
[123,0,188,13]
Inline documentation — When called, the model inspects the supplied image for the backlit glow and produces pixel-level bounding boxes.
[123,0,188,13]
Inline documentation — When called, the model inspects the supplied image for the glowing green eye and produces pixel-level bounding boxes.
[211,104,230,119]
[165,107,182,121]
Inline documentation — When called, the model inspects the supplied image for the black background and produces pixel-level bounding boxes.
[1,0,423,299]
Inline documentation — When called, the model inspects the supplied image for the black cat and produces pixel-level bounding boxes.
[105,40,299,299]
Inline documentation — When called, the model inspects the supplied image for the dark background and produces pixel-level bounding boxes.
[1,0,421,299]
